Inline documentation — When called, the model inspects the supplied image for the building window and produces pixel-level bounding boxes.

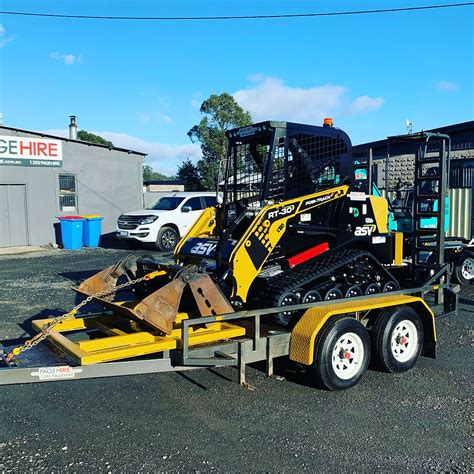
[59,174,77,211]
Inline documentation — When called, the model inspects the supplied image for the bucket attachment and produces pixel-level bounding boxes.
[134,278,187,334]
[77,256,139,300]
[76,261,234,335]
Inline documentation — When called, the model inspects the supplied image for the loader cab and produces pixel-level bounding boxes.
[223,121,354,230]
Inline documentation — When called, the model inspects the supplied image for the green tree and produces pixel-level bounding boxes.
[188,93,252,191]
[177,158,202,191]
[77,130,114,147]
[143,164,174,182]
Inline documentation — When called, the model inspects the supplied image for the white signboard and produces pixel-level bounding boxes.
[0,135,63,167]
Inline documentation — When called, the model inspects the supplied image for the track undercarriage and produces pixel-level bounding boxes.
[253,249,400,325]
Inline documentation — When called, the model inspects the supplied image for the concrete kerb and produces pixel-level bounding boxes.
[0,246,47,256]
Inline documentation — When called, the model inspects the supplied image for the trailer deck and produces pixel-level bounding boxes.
[0,282,458,387]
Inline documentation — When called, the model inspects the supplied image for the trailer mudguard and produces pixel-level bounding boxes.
[289,294,436,365]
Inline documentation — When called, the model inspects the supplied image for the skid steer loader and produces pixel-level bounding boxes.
[77,120,413,333]
[5,120,457,391]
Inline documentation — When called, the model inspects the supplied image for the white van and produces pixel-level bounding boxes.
[116,192,218,251]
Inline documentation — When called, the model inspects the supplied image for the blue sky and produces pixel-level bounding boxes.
[0,0,473,175]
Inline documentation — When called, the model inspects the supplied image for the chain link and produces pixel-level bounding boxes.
[5,274,149,363]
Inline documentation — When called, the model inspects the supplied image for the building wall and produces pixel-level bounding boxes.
[146,183,184,192]
[0,128,144,246]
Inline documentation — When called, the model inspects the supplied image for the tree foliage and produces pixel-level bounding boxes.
[176,158,202,191]
[187,93,252,190]
[143,164,174,182]
[77,130,114,147]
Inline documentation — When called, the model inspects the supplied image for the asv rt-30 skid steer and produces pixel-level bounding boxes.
[3,120,457,391]
[78,120,406,331]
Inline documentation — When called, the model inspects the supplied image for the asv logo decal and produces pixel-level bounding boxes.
[190,242,217,256]
[354,224,376,236]
[268,205,295,220]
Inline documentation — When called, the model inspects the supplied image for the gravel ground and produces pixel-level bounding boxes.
[0,247,472,472]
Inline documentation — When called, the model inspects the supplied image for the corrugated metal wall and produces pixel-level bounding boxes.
[448,188,472,239]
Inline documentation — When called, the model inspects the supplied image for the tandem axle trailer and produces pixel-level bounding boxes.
[0,282,458,390]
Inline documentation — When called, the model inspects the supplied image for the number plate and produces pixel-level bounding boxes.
[118,231,128,237]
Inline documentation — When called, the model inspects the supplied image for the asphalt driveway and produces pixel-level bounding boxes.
[0,248,472,472]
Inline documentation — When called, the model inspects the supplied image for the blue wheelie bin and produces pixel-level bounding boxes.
[57,216,84,250]
[82,215,103,247]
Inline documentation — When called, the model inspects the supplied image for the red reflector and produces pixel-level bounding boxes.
[287,242,329,268]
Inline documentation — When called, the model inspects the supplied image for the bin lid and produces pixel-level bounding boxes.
[81,214,103,220]
[57,215,84,220]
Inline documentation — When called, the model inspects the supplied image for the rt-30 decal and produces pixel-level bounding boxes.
[267,204,295,220]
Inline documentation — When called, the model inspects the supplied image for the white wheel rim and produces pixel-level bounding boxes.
[331,332,365,380]
[391,319,418,362]
[461,258,474,280]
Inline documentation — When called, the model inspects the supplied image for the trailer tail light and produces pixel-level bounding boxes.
[287,242,330,268]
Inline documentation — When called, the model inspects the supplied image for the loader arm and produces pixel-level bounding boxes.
[174,206,219,257]
[229,184,349,303]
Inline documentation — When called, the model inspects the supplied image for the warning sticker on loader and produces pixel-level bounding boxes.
[31,366,83,381]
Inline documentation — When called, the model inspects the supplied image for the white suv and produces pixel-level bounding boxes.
[116,192,218,251]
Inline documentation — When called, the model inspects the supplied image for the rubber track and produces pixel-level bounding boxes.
[259,249,395,307]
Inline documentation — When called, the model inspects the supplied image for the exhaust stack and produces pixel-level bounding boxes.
[69,115,78,140]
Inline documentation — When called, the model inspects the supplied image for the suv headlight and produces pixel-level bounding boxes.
[140,215,158,225]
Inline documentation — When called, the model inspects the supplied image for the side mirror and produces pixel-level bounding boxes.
[181,206,192,213]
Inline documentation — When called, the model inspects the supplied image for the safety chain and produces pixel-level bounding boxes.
[5,271,162,363]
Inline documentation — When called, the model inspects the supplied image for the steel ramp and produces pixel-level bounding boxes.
[29,311,246,365]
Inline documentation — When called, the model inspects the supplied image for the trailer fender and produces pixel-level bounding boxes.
[289,295,436,365]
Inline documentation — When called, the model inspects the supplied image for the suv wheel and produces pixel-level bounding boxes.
[156,226,179,252]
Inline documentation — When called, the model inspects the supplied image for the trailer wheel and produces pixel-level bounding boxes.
[454,251,474,285]
[311,316,371,391]
[371,306,424,373]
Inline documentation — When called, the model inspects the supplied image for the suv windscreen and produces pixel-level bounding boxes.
[147,196,184,211]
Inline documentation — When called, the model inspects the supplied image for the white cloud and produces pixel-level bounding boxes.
[139,111,173,126]
[349,95,385,115]
[233,76,384,123]
[0,24,16,48]
[102,131,201,175]
[157,112,173,124]
[191,91,204,110]
[139,113,152,124]
[50,52,82,65]
[436,80,457,91]
[42,129,201,176]
[248,73,264,82]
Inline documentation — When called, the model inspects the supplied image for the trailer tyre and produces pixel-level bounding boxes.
[454,251,474,285]
[156,227,179,252]
[311,316,371,391]
[371,306,423,373]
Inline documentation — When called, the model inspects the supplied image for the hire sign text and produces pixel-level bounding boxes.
[0,135,63,167]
